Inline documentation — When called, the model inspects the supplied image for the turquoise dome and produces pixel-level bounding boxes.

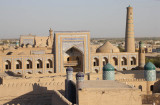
[103,63,115,71]
[144,62,156,70]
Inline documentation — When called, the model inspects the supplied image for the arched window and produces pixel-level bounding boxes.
[26,60,32,69]
[131,57,136,65]
[150,85,153,91]
[67,57,70,61]
[17,72,21,75]
[103,57,108,66]
[5,60,11,70]
[46,59,53,68]
[0,77,3,84]
[37,59,43,69]
[138,85,142,91]
[93,58,99,66]
[6,52,13,55]
[38,71,42,74]
[95,69,99,73]
[27,72,32,74]
[123,68,127,70]
[113,57,118,65]
[16,60,22,69]
[48,71,52,73]
[121,57,127,65]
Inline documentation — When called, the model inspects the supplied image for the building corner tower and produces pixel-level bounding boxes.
[48,28,53,47]
[49,28,53,42]
[138,41,145,69]
[125,5,135,52]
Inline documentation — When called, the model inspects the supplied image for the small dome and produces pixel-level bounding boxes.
[27,44,32,48]
[103,63,115,71]
[76,72,84,77]
[144,62,156,70]
[66,67,73,71]
[96,41,120,53]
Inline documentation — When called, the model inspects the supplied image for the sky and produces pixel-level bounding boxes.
[0,0,160,38]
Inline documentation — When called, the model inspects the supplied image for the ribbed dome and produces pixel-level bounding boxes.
[96,41,120,53]
[144,62,156,70]
[103,63,115,71]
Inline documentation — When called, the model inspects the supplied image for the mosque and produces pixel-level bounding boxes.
[0,6,160,105]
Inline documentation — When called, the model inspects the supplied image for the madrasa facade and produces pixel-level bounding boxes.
[0,6,145,75]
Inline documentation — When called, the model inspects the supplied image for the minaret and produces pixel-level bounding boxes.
[76,72,84,90]
[76,72,84,105]
[65,67,73,100]
[103,63,115,80]
[49,28,53,36]
[48,28,53,47]
[138,41,145,69]
[144,62,156,94]
[125,5,135,52]
[49,28,53,41]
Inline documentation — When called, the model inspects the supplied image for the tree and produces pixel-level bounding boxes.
[146,56,160,68]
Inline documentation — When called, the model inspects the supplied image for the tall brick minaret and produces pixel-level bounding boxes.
[125,5,135,52]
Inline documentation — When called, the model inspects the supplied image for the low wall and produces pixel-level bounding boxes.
[52,90,73,105]
[78,88,142,105]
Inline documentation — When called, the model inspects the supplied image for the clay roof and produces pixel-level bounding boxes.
[83,80,133,89]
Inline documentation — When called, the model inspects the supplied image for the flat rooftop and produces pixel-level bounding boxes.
[83,80,133,89]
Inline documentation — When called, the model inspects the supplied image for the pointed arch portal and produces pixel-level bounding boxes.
[64,46,83,72]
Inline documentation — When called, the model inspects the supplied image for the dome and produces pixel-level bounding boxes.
[76,72,84,77]
[66,67,73,71]
[103,63,115,71]
[96,41,120,53]
[144,62,156,70]
[27,44,32,48]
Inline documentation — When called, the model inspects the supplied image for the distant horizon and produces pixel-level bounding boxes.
[1,35,160,40]
[0,0,159,38]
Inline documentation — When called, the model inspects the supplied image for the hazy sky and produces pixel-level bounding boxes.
[0,0,160,38]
